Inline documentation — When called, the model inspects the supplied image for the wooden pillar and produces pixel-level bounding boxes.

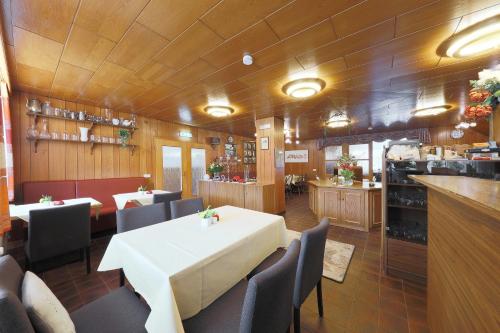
[255,117,285,213]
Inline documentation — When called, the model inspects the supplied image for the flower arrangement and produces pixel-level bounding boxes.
[118,128,130,146]
[138,185,147,192]
[338,154,357,184]
[39,195,52,204]
[208,161,223,176]
[198,206,219,220]
[464,68,500,120]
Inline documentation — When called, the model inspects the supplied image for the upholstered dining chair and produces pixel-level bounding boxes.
[170,198,204,219]
[116,203,167,286]
[183,239,301,333]
[152,191,182,220]
[249,218,330,333]
[0,255,150,333]
[25,203,91,274]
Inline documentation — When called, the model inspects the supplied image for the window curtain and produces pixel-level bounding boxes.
[317,128,431,149]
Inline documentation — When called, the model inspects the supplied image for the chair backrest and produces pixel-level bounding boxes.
[116,203,167,233]
[240,239,301,333]
[152,192,182,220]
[0,255,35,333]
[294,217,329,307]
[27,203,91,262]
[170,198,204,219]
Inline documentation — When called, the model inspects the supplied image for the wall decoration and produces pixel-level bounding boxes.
[285,150,309,163]
[243,141,256,164]
[260,136,269,150]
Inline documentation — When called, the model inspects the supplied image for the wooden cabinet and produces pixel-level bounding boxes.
[309,181,382,232]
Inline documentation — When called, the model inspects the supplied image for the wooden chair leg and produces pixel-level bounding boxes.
[119,269,125,287]
[294,306,301,333]
[317,279,323,317]
[85,246,91,274]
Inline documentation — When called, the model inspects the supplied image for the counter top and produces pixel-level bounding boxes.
[308,180,382,191]
[410,175,500,220]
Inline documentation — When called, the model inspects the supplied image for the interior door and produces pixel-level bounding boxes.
[189,145,206,197]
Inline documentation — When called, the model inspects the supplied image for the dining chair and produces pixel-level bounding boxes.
[249,218,330,333]
[25,203,91,274]
[152,191,182,220]
[183,239,301,333]
[0,255,150,333]
[116,203,167,286]
[170,198,204,219]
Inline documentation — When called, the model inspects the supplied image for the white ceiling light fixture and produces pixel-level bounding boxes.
[412,105,452,117]
[285,138,292,144]
[282,78,326,98]
[438,15,500,58]
[204,105,234,117]
[242,53,253,66]
[325,111,351,128]
[295,140,300,144]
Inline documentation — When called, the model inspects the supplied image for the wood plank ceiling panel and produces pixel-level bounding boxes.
[1,0,498,139]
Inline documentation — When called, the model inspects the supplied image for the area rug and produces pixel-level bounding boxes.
[286,230,355,283]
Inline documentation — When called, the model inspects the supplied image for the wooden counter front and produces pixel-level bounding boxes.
[410,175,500,333]
[198,180,275,213]
[308,180,382,232]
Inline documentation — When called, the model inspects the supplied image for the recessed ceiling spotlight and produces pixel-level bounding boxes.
[437,15,500,58]
[204,105,234,117]
[282,78,326,98]
[242,53,253,66]
[412,105,452,117]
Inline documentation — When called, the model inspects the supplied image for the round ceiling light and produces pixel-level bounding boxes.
[282,78,326,98]
[437,15,500,58]
[412,105,452,117]
[204,105,234,117]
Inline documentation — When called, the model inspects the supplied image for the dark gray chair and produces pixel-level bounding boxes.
[249,218,330,333]
[152,191,182,220]
[170,198,204,219]
[25,203,91,274]
[116,203,167,286]
[0,255,150,333]
[183,239,301,333]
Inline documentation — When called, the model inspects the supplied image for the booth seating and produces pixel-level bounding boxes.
[22,178,147,233]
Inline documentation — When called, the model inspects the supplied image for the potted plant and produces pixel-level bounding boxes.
[39,195,52,205]
[198,206,219,227]
[138,185,147,195]
[208,161,224,179]
[338,154,356,186]
[118,128,130,147]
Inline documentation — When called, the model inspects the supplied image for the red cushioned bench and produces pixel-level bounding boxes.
[22,177,147,233]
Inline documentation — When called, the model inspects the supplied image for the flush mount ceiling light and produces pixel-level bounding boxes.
[437,15,500,58]
[412,105,452,117]
[204,105,234,117]
[282,78,326,98]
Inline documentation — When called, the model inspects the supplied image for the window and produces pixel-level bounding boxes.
[372,140,391,174]
[349,143,369,176]
[324,145,342,174]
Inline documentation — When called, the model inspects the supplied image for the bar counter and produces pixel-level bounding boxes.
[410,175,499,333]
[198,180,275,213]
[308,180,382,231]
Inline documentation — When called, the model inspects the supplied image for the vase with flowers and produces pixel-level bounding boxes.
[198,206,219,227]
[338,154,356,186]
[208,160,224,179]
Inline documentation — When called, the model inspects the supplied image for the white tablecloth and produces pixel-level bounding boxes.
[112,190,169,210]
[98,205,287,333]
[9,198,103,222]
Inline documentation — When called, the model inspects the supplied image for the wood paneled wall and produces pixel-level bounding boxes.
[10,91,253,202]
[284,126,489,179]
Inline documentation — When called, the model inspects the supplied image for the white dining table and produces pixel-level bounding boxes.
[98,205,287,333]
[9,197,103,222]
[112,190,169,210]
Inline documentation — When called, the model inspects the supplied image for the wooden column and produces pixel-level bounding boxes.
[255,117,285,213]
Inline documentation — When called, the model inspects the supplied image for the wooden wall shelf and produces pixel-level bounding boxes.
[27,137,137,155]
[26,112,138,136]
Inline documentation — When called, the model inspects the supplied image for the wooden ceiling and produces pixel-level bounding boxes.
[1,0,499,139]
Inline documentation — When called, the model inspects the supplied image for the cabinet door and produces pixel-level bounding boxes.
[323,189,341,223]
[371,191,382,227]
[341,190,364,227]
[309,185,316,213]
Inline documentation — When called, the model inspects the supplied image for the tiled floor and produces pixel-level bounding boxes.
[9,194,428,333]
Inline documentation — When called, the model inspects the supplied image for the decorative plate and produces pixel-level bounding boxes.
[451,129,464,139]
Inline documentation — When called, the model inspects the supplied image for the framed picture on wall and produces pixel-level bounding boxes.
[260,136,269,150]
